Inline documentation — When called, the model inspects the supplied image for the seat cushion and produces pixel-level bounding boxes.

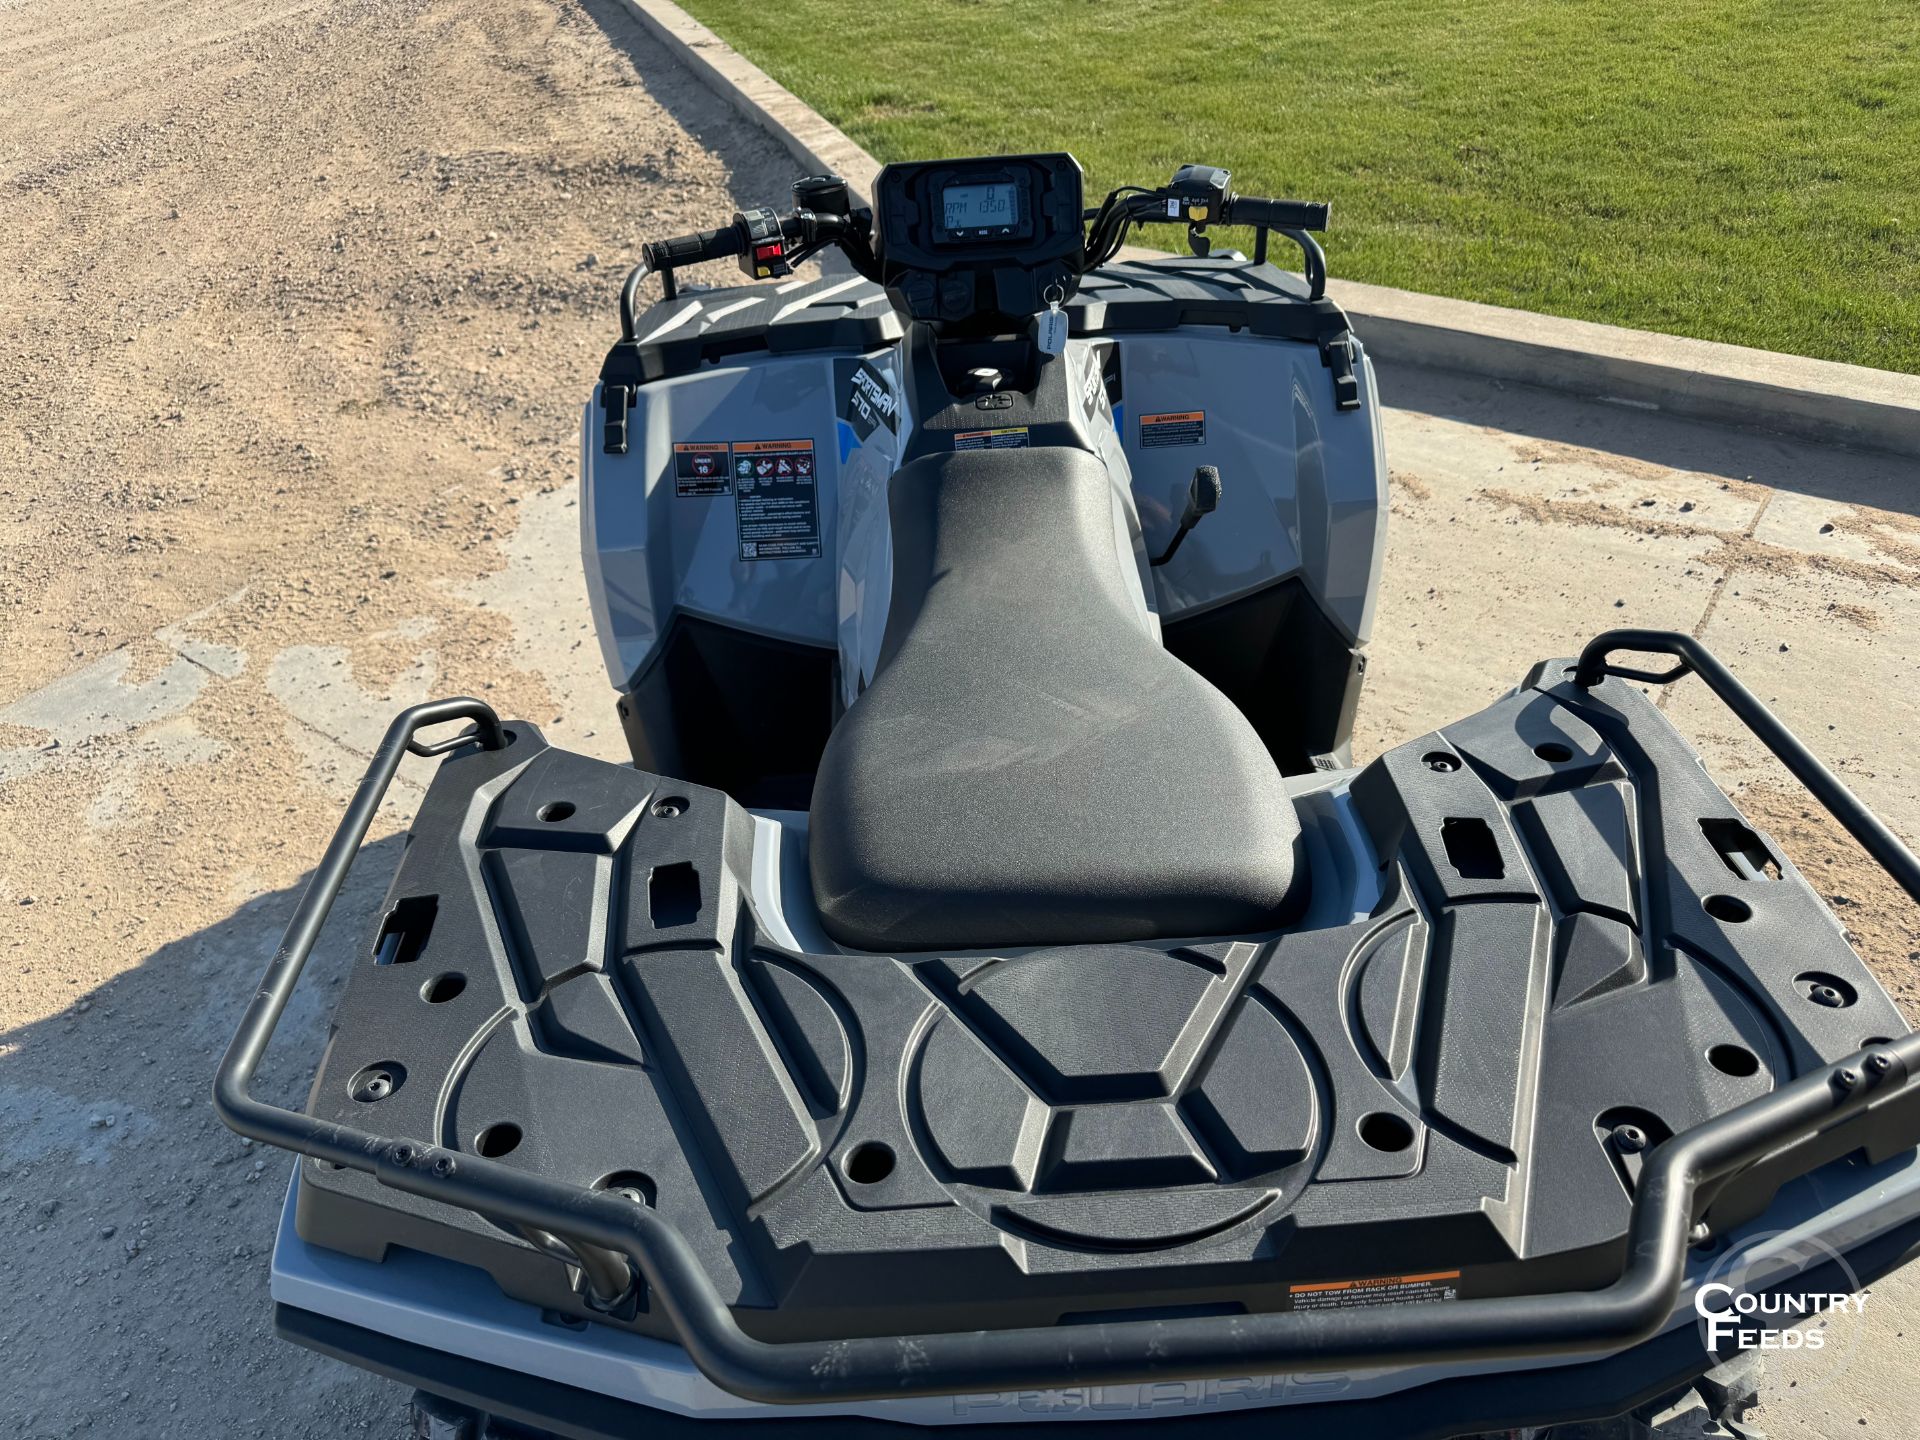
[809,446,1302,952]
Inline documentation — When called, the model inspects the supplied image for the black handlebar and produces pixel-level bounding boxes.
[1081,184,1333,298]
[1222,195,1329,233]
[642,224,745,271]
[625,226,751,333]
[622,169,1337,332]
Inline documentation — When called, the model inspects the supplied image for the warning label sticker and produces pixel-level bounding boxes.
[673,441,732,497]
[732,439,820,561]
[1139,410,1206,448]
[954,426,1030,452]
[1287,1270,1461,1313]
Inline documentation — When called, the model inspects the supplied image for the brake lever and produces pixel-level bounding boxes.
[781,208,881,282]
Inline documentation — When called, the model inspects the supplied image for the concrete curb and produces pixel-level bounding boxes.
[621,0,1920,460]
[1322,276,1920,459]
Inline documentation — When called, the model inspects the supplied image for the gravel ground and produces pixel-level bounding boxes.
[2,0,1917,1436]
[0,0,793,1433]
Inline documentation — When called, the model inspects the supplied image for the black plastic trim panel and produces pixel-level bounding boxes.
[616,614,836,809]
[1070,257,1352,346]
[1161,577,1365,772]
[599,278,902,394]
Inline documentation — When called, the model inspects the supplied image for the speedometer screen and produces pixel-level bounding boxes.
[942,182,1018,233]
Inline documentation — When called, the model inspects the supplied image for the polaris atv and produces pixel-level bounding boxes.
[216,155,1920,1439]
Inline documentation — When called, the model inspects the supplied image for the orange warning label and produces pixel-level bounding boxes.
[731,438,815,454]
[731,438,819,561]
[673,441,731,496]
[1139,410,1206,448]
[1287,1270,1462,1312]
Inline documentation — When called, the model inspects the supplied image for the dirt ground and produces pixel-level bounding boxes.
[2,0,1917,1435]
[0,0,791,1433]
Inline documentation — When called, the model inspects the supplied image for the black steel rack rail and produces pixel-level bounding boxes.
[215,632,1920,1405]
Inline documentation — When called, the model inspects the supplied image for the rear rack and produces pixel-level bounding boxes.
[215,634,1920,1405]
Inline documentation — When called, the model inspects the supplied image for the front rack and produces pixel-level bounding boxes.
[214,634,1920,1405]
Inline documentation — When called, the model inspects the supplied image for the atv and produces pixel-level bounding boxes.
[217,155,1920,1439]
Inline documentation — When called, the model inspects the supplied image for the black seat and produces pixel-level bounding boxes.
[808,447,1302,952]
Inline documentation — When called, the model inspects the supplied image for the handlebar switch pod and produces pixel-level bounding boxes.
[736,206,793,280]
[1165,164,1234,257]
[1165,164,1233,225]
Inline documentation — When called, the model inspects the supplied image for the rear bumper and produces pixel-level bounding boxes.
[278,1204,1920,1439]
[272,1151,1920,1434]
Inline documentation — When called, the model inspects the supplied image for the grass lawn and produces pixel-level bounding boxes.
[675,0,1920,373]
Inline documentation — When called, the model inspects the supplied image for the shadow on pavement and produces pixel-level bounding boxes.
[1378,361,1920,517]
[0,838,411,1439]
[574,0,859,282]
[577,0,798,201]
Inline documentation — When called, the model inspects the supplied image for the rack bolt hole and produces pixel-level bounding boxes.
[1358,1112,1415,1153]
[350,1061,406,1103]
[1795,971,1857,1009]
[594,1170,657,1206]
[475,1123,523,1158]
[1707,1044,1760,1079]
[843,1142,896,1185]
[1702,894,1751,924]
[422,972,466,1004]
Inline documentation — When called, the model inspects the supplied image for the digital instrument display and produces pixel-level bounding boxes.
[941,182,1019,235]
[871,154,1080,319]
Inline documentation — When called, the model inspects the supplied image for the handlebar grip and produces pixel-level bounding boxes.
[1223,197,1330,233]
[644,223,745,270]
